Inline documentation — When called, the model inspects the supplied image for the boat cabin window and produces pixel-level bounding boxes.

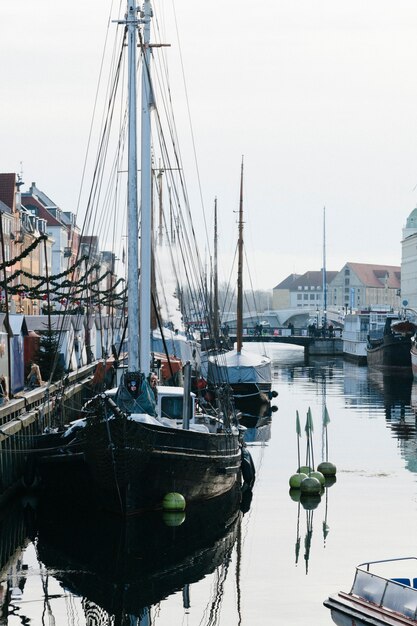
[159,395,193,420]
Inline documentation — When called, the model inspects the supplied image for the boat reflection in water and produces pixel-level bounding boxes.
[34,485,246,624]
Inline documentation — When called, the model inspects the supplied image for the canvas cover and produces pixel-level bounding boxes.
[207,348,271,385]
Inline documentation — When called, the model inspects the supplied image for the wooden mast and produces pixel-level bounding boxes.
[213,197,219,346]
[236,158,244,354]
[125,0,140,372]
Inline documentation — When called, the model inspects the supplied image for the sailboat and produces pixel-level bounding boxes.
[206,160,272,407]
[45,0,252,516]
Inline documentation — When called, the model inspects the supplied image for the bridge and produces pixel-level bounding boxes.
[228,328,343,356]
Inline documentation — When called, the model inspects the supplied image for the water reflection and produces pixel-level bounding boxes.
[0,485,246,625]
[4,349,417,625]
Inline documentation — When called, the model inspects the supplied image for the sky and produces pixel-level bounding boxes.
[2,1,417,291]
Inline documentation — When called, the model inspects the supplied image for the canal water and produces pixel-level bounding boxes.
[2,343,417,625]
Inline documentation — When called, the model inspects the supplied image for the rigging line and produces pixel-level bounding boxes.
[169,1,210,252]
[149,41,211,283]
[222,243,238,321]
[153,105,207,289]
[79,33,126,240]
[150,93,209,301]
[72,0,123,231]
[152,293,176,381]
[243,245,269,350]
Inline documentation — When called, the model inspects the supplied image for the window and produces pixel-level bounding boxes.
[160,396,185,420]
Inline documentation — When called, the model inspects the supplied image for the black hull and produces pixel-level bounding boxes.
[35,486,243,620]
[231,381,272,398]
[84,418,242,515]
[366,335,412,370]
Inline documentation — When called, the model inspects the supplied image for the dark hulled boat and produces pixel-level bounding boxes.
[54,0,253,516]
[366,316,416,370]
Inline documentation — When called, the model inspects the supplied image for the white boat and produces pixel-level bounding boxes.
[207,160,272,402]
[342,312,370,364]
[342,310,392,365]
[325,557,417,625]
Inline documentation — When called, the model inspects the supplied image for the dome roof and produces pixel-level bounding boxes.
[406,207,417,229]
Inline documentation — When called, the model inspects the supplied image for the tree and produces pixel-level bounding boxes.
[37,327,65,383]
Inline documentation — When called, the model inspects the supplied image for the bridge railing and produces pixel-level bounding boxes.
[237,326,342,339]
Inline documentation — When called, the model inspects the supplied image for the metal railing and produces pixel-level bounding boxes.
[351,558,417,621]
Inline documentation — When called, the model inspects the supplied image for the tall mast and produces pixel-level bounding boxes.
[126,0,140,371]
[236,158,244,354]
[213,197,219,344]
[139,0,153,375]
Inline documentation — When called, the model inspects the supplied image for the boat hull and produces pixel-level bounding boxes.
[366,336,412,370]
[84,418,242,514]
[343,341,367,365]
[325,592,417,626]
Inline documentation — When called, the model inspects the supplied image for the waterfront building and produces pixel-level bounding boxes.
[22,181,81,309]
[274,263,401,313]
[0,173,53,315]
[330,262,400,311]
[273,270,337,310]
[401,207,417,310]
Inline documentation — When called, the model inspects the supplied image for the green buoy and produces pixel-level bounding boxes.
[162,492,186,511]
[289,472,308,489]
[162,511,186,527]
[300,476,321,495]
[317,461,337,476]
[310,470,325,485]
[300,493,321,510]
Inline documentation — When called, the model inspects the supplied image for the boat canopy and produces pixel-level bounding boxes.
[207,348,271,385]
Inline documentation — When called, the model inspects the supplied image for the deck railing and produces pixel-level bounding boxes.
[0,363,97,504]
[351,558,417,621]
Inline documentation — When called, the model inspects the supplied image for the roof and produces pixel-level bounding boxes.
[290,270,338,290]
[7,314,28,335]
[0,173,16,211]
[273,273,301,290]
[406,207,417,229]
[21,195,64,227]
[0,199,12,214]
[24,315,73,332]
[346,262,401,289]
[26,182,57,209]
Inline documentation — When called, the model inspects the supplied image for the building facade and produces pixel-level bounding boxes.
[401,207,417,310]
[330,262,400,311]
[273,270,337,310]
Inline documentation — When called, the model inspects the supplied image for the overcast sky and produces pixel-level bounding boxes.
[2,1,417,290]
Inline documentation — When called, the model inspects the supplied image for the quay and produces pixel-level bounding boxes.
[0,363,96,507]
